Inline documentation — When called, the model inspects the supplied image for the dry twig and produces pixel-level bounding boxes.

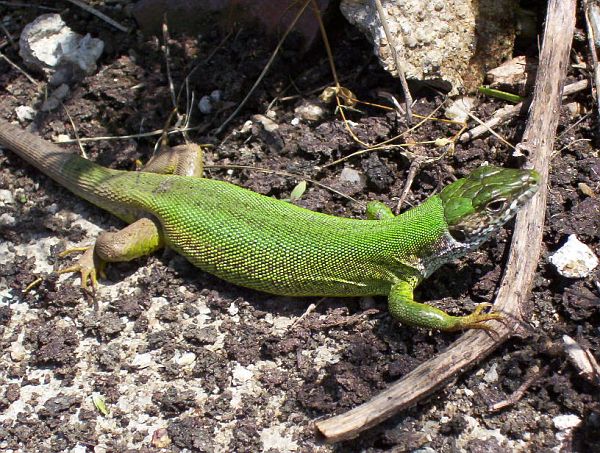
[373,0,413,123]
[583,0,600,127]
[489,365,548,412]
[460,79,588,143]
[315,0,576,441]
[66,0,128,33]
[215,0,311,135]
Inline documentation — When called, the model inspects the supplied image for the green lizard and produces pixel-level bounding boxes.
[0,118,540,331]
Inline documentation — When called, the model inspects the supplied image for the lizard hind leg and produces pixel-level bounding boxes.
[142,143,204,177]
[57,217,164,288]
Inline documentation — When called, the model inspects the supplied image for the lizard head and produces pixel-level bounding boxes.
[439,166,540,247]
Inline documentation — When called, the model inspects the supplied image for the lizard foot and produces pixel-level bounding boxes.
[56,247,106,289]
[450,303,503,331]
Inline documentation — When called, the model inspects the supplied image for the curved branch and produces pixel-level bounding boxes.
[316,0,576,442]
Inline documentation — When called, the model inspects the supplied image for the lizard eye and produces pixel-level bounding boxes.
[486,199,506,213]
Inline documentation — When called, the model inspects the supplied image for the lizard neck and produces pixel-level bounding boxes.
[380,195,472,279]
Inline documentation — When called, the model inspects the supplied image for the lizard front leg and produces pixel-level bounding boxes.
[366,201,395,220]
[387,280,502,331]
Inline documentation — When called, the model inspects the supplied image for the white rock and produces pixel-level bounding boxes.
[483,363,499,383]
[0,213,16,227]
[294,102,326,122]
[19,14,104,85]
[210,89,222,102]
[445,96,475,122]
[549,235,599,278]
[0,189,14,205]
[290,117,300,126]
[131,352,154,369]
[260,425,299,452]
[10,340,27,362]
[15,105,36,122]
[176,351,196,367]
[198,95,212,114]
[252,114,278,132]
[340,0,515,94]
[232,363,253,385]
[553,414,582,430]
[340,167,366,186]
[228,302,239,316]
[240,120,253,134]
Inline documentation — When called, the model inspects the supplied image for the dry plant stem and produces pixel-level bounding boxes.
[315,0,575,442]
[489,365,548,412]
[394,155,425,214]
[66,0,128,33]
[0,52,38,85]
[311,0,339,87]
[161,17,178,110]
[583,0,600,128]
[204,164,361,205]
[373,0,413,124]
[460,79,588,143]
[215,0,311,135]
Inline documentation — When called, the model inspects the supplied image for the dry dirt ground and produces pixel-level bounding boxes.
[0,2,599,452]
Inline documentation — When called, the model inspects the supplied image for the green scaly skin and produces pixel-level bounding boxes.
[0,119,540,331]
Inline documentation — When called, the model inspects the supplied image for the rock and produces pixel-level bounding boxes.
[340,167,366,187]
[15,105,36,122]
[19,14,104,85]
[133,0,331,50]
[198,95,212,114]
[0,189,15,206]
[361,154,395,191]
[445,96,476,123]
[41,84,70,112]
[486,55,537,96]
[0,213,16,227]
[553,414,582,431]
[549,235,599,279]
[252,114,279,132]
[294,100,326,122]
[340,0,516,94]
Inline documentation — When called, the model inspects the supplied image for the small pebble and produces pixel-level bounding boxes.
[15,105,36,122]
[198,95,212,114]
[0,189,15,205]
[339,167,366,186]
[549,235,598,278]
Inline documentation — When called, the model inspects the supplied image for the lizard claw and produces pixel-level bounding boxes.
[56,247,106,289]
[451,303,503,331]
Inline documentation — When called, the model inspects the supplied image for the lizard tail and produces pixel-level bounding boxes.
[0,118,118,202]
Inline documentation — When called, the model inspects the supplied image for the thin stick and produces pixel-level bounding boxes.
[316,0,575,441]
[583,0,600,129]
[66,0,128,33]
[161,16,178,110]
[215,0,311,135]
[373,0,413,124]
[489,366,548,412]
[460,79,588,143]
[311,0,339,88]
[0,52,39,85]
[204,164,361,206]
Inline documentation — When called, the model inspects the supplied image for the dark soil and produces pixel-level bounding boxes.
[0,1,598,452]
